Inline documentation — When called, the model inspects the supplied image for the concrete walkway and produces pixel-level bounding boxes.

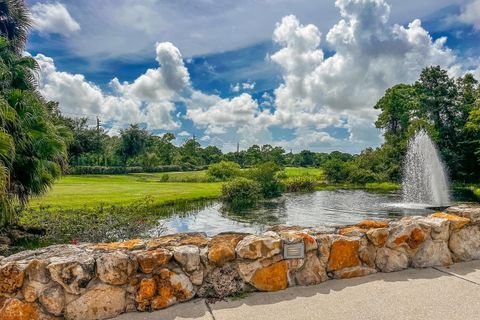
[114,260,480,320]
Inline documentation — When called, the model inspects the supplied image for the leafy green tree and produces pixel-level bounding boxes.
[246,161,283,198]
[0,36,69,225]
[207,161,241,181]
[0,0,30,54]
[116,124,150,165]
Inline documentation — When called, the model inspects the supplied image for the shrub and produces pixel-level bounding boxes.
[246,162,283,198]
[283,176,317,192]
[221,177,261,208]
[207,161,241,181]
[68,165,207,175]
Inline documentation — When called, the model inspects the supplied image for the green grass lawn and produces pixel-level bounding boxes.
[29,173,221,210]
[284,167,324,179]
[28,167,330,211]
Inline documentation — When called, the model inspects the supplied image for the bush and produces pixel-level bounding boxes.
[207,161,241,181]
[246,162,283,198]
[283,176,317,192]
[68,165,207,175]
[221,177,261,208]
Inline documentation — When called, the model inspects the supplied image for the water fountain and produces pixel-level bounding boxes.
[402,129,451,207]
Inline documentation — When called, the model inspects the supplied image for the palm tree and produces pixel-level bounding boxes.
[0,0,31,54]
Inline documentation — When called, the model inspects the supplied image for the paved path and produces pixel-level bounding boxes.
[114,260,480,320]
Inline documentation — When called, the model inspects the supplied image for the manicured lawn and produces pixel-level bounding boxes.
[28,167,325,210]
[284,167,324,179]
[29,173,221,210]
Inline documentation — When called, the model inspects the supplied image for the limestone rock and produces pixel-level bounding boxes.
[445,204,480,224]
[96,251,136,285]
[207,233,247,267]
[189,268,204,286]
[65,282,126,320]
[294,252,327,286]
[422,216,450,241]
[135,269,194,311]
[91,239,146,251]
[147,232,208,249]
[0,297,55,320]
[327,237,361,271]
[332,266,376,279]
[135,248,172,273]
[173,245,200,272]
[316,234,332,265]
[430,213,470,231]
[386,221,427,254]
[375,247,409,272]
[338,226,367,237]
[0,262,25,294]
[359,244,377,268]
[26,259,50,284]
[412,240,452,268]
[449,225,480,261]
[237,255,283,282]
[39,284,65,316]
[356,220,389,229]
[250,261,288,292]
[236,235,282,260]
[47,254,95,295]
[366,228,389,247]
[21,280,48,303]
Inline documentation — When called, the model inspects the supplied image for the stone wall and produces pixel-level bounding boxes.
[1,205,479,320]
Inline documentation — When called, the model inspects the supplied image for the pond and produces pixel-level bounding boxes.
[150,189,472,236]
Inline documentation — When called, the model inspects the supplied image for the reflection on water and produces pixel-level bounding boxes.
[150,190,448,236]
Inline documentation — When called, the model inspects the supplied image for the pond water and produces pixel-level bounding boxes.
[150,189,472,236]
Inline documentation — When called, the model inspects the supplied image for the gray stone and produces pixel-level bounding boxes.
[39,284,65,316]
[65,282,126,320]
[449,225,480,261]
[173,245,201,272]
[236,235,282,260]
[47,253,95,295]
[294,252,327,286]
[412,240,452,268]
[96,251,137,285]
[375,247,409,272]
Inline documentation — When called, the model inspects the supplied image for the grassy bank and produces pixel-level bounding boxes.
[29,173,222,210]
[28,167,324,210]
[315,181,400,192]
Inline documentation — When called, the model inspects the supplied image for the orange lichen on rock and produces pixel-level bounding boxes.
[135,269,193,311]
[338,226,366,236]
[0,262,25,294]
[0,298,45,320]
[250,261,288,292]
[147,233,208,249]
[136,248,172,273]
[333,266,376,279]
[366,228,389,247]
[430,212,470,230]
[91,239,145,251]
[356,220,389,229]
[392,228,425,250]
[327,238,361,271]
[208,233,247,266]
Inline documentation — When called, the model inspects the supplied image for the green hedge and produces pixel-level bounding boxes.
[68,165,208,175]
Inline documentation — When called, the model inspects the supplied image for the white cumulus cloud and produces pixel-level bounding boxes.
[457,0,480,30]
[269,0,460,146]
[31,2,81,36]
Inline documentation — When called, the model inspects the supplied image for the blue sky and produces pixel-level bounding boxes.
[26,0,480,153]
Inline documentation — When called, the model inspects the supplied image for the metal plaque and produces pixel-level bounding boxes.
[283,242,305,259]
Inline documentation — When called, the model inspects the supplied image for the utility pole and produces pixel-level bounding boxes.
[96,116,101,166]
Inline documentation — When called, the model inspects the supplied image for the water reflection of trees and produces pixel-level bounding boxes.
[219,197,288,226]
